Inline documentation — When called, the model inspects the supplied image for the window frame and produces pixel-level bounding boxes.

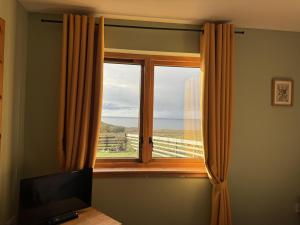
[94,52,207,177]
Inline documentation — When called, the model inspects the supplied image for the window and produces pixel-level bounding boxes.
[99,62,142,159]
[152,66,202,159]
[95,52,206,177]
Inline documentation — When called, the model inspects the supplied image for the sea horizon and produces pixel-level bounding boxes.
[102,116,200,130]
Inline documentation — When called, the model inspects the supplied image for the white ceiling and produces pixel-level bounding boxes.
[19,0,300,32]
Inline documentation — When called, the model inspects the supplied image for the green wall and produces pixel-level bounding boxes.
[23,13,300,225]
[104,18,200,53]
[0,0,28,224]
[231,29,300,225]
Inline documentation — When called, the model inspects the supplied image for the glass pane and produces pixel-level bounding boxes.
[152,66,203,159]
[98,62,141,158]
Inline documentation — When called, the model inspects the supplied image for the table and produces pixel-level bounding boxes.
[63,207,121,225]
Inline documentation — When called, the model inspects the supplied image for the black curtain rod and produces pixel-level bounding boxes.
[41,19,245,34]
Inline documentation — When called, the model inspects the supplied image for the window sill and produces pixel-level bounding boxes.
[93,166,208,178]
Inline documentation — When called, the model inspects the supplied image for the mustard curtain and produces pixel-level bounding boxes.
[57,14,104,171]
[201,23,234,225]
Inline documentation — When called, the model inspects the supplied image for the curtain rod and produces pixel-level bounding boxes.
[41,19,245,34]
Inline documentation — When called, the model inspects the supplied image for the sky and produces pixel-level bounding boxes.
[102,62,201,120]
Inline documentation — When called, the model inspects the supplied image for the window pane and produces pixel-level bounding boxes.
[98,62,141,158]
[152,66,203,159]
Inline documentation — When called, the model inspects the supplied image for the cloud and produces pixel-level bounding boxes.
[102,63,202,119]
[102,63,141,117]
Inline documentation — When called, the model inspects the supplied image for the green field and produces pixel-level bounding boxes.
[98,121,202,159]
[97,150,137,158]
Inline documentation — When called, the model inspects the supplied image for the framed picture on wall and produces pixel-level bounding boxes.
[272,78,293,106]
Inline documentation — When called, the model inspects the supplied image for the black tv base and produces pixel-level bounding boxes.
[45,211,79,225]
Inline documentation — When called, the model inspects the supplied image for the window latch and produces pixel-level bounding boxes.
[139,136,143,145]
[149,137,153,145]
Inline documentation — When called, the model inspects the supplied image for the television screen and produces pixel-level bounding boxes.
[18,168,92,225]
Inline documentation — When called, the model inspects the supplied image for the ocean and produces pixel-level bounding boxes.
[102,116,200,130]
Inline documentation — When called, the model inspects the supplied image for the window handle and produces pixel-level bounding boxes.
[139,136,143,145]
[149,137,153,145]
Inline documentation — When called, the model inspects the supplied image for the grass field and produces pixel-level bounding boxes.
[98,122,202,158]
[97,150,137,158]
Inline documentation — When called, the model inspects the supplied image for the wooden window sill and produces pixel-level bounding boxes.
[93,167,208,178]
[94,159,207,177]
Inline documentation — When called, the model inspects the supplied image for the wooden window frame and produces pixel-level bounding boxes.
[0,18,4,152]
[94,52,207,177]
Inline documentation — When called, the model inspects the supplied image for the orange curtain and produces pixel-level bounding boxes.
[201,23,234,225]
[57,14,104,171]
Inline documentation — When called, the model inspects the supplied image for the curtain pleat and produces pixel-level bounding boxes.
[88,17,105,167]
[72,15,87,169]
[57,14,104,171]
[201,23,234,225]
[57,14,68,169]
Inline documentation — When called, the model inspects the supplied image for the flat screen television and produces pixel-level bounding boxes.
[18,168,92,225]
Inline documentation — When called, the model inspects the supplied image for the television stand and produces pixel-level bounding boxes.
[62,207,121,225]
[47,211,79,224]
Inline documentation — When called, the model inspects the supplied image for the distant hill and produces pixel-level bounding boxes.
[101,122,125,133]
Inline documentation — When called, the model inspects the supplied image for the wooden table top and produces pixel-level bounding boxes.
[63,207,121,225]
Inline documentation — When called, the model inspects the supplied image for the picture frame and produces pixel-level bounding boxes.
[271,78,293,106]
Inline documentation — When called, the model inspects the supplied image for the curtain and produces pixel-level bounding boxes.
[201,23,234,225]
[57,14,104,171]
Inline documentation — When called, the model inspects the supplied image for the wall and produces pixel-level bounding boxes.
[0,0,28,224]
[23,13,300,225]
[231,29,300,225]
[23,14,61,177]
[104,18,200,53]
